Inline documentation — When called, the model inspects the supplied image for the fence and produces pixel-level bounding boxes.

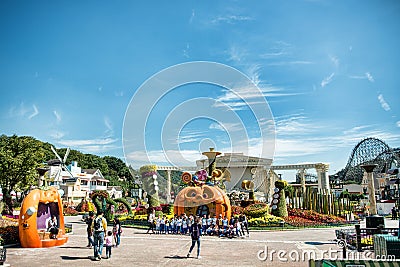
[336,225,399,251]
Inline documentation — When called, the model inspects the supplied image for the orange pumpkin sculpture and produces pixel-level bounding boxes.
[174,185,231,219]
[18,187,68,248]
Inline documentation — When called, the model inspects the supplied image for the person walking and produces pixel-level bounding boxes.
[187,217,202,259]
[85,211,94,248]
[392,206,398,220]
[92,210,107,261]
[105,231,113,259]
[113,218,122,247]
[146,210,155,234]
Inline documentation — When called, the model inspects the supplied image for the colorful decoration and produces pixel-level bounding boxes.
[271,180,288,217]
[173,184,231,219]
[181,172,192,184]
[18,187,68,248]
[196,169,208,181]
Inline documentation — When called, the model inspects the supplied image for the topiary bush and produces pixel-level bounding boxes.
[243,203,269,218]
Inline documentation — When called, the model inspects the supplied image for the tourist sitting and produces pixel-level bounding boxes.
[47,215,59,239]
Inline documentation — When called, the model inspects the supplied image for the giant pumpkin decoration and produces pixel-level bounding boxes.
[174,185,231,219]
[18,187,68,248]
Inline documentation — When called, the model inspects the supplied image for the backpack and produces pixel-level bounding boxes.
[94,217,104,232]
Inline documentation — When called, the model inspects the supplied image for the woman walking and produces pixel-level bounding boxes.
[187,217,202,259]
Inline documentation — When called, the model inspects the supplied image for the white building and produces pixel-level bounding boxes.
[48,161,111,204]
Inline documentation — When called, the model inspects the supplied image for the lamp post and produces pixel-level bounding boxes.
[202,148,221,177]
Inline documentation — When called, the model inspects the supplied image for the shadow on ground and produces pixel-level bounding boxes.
[60,256,91,260]
[164,255,188,260]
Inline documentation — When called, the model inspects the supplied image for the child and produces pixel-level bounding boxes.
[105,231,113,259]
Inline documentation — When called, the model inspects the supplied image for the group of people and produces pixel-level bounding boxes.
[147,212,249,239]
[85,210,123,261]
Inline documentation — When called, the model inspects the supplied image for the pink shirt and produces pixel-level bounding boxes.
[105,236,113,247]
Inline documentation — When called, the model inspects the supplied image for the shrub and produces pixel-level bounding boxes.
[244,203,269,218]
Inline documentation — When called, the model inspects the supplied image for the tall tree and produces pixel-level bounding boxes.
[0,135,45,213]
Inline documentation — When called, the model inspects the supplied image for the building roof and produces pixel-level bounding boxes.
[82,169,98,175]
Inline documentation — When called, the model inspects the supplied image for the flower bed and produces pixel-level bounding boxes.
[288,208,345,223]
[248,214,284,227]
[64,207,79,216]
[0,217,19,245]
[285,208,346,227]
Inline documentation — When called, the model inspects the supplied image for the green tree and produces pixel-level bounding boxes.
[0,135,45,213]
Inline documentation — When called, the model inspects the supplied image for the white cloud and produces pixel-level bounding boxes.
[212,15,253,24]
[49,130,65,139]
[366,72,374,82]
[227,45,247,62]
[126,149,201,168]
[189,9,195,23]
[58,138,117,147]
[104,116,114,137]
[28,104,39,119]
[209,122,242,132]
[396,121,400,128]
[9,102,39,120]
[378,94,390,111]
[321,73,335,87]
[349,72,374,82]
[183,43,190,58]
[329,55,339,67]
[53,110,61,123]
[114,91,124,97]
[56,138,119,154]
[267,61,313,66]
[275,115,319,136]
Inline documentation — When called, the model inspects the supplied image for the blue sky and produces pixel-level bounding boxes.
[1,1,399,179]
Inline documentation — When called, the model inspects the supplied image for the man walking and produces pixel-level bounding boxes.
[92,210,107,261]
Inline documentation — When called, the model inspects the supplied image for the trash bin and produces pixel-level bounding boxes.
[366,215,384,228]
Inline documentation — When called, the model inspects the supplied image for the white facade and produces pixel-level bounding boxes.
[196,152,273,193]
[48,161,111,204]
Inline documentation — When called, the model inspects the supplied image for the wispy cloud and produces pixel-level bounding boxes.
[275,115,320,136]
[349,72,374,82]
[175,129,207,145]
[366,72,374,82]
[378,94,390,111]
[56,137,118,154]
[183,43,190,58]
[53,110,61,123]
[114,91,124,97]
[396,121,400,128]
[209,122,242,132]
[104,116,114,137]
[227,45,247,62]
[267,61,314,66]
[321,73,335,87]
[49,130,65,139]
[211,15,253,24]
[28,104,39,119]
[260,40,292,58]
[189,9,195,23]
[329,55,339,67]
[9,102,39,120]
[126,149,201,168]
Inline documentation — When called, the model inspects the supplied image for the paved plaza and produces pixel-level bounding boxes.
[5,216,399,267]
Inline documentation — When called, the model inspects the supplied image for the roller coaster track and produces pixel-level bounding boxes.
[340,137,400,182]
